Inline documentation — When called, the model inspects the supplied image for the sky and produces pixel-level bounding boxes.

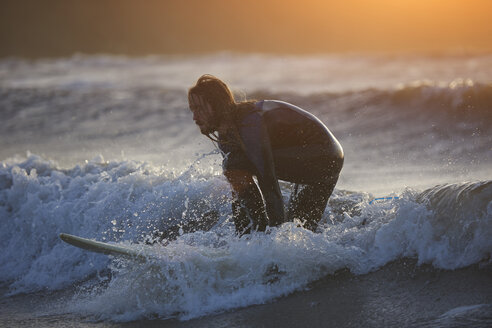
[1,0,492,58]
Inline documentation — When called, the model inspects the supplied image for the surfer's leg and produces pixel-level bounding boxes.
[222,149,269,234]
[286,181,332,231]
[286,161,341,232]
[225,169,269,235]
[283,151,343,231]
[231,186,269,234]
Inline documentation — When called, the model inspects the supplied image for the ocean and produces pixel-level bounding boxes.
[0,53,491,327]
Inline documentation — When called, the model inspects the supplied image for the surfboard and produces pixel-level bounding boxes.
[59,233,149,261]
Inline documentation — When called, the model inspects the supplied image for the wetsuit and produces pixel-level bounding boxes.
[218,100,344,234]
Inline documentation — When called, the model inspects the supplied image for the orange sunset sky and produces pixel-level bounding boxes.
[1,0,492,58]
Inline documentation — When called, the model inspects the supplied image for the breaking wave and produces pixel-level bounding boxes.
[1,155,490,320]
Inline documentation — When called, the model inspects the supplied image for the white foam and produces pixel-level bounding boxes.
[1,155,491,320]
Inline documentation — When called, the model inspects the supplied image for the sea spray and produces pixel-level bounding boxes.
[2,155,489,319]
[1,53,491,322]
[0,154,230,293]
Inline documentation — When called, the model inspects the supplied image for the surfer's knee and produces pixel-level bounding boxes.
[224,169,256,194]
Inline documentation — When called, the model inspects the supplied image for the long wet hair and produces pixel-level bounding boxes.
[188,74,256,144]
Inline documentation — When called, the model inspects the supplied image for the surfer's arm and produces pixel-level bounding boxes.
[239,112,285,226]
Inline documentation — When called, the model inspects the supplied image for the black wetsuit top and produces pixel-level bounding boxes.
[218,100,344,227]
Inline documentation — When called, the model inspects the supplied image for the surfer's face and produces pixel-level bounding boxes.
[189,94,216,135]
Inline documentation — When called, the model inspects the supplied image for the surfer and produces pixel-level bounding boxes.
[188,75,344,235]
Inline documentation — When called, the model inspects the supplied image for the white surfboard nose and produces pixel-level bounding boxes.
[59,233,148,261]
